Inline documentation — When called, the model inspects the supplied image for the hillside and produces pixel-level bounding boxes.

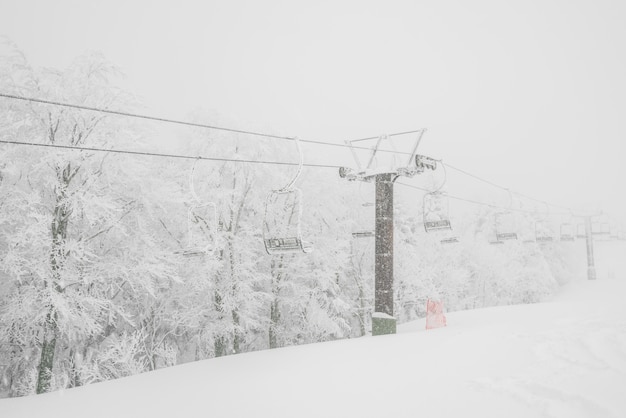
[3,242,625,418]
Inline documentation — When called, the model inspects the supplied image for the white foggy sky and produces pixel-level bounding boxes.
[1,0,625,222]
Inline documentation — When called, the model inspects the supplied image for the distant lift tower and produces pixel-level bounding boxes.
[339,130,436,335]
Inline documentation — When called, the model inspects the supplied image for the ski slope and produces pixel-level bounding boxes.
[2,242,626,418]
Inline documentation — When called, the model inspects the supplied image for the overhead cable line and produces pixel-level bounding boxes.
[441,162,507,191]
[0,92,421,154]
[0,139,342,169]
[441,162,571,211]
[396,181,570,215]
[0,92,294,141]
[0,139,577,216]
[0,92,576,213]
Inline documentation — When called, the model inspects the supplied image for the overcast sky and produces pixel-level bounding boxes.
[1,0,625,224]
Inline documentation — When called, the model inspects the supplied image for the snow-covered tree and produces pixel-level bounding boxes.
[0,46,178,394]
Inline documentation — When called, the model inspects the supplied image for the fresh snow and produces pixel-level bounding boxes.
[2,242,626,418]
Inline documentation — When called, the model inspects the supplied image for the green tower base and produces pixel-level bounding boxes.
[372,312,396,336]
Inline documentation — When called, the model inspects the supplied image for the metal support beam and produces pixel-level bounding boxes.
[373,173,396,335]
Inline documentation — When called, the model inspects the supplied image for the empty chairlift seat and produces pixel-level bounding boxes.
[176,159,219,258]
[263,188,313,255]
[262,136,313,256]
[423,192,452,232]
[535,219,555,242]
[177,203,218,257]
[519,215,536,243]
[423,192,458,244]
[559,223,575,241]
[592,222,602,235]
[495,212,518,241]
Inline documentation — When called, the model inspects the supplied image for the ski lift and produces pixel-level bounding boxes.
[352,230,375,238]
[495,212,518,241]
[176,159,218,258]
[559,223,575,241]
[351,184,375,238]
[609,221,619,240]
[358,183,374,207]
[535,220,555,242]
[591,218,610,240]
[178,203,218,257]
[535,202,554,242]
[263,137,313,255]
[423,190,458,244]
[517,213,536,243]
[440,236,459,244]
[576,223,586,239]
[421,159,457,244]
[423,192,452,232]
[594,222,610,241]
[490,190,518,243]
[592,221,602,235]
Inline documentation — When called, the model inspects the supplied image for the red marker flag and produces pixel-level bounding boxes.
[426,299,447,330]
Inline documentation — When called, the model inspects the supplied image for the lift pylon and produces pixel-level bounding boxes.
[339,130,435,336]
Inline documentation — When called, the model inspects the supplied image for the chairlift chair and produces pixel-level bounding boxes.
[489,236,505,245]
[262,137,314,255]
[352,193,375,238]
[559,223,575,241]
[591,221,610,241]
[535,220,554,242]
[177,203,218,257]
[592,221,602,235]
[423,192,452,232]
[521,229,536,244]
[176,159,219,258]
[495,212,518,241]
[352,230,375,238]
[516,213,535,243]
[263,188,313,254]
[423,192,458,244]
[576,223,586,239]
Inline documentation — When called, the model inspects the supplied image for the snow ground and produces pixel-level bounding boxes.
[2,241,626,418]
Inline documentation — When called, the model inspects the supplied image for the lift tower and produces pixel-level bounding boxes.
[339,130,436,335]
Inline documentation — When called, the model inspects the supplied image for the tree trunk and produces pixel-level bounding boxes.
[36,309,58,394]
[213,287,228,357]
[37,162,74,393]
[269,257,284,349]
[227,239,241,354]
[68,348,82,388]
[231,309,240,354]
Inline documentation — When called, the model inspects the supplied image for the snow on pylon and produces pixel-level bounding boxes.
[425,299,447,330]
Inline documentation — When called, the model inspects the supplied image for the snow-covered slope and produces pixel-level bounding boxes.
[3,243,626,418]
